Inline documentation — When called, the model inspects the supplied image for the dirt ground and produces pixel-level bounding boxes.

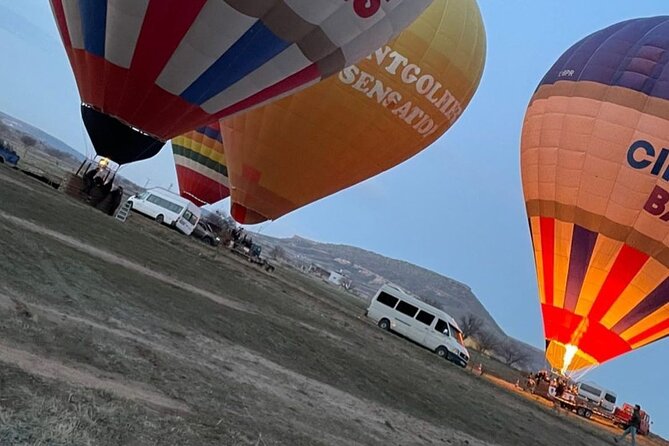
[0,165,666,446]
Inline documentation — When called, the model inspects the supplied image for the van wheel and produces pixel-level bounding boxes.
[155,214,164,224]
[435,346,448,358]
[203,236,213,245]
[378,319,390,331]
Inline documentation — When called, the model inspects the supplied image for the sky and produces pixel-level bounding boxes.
[0,0,667,437]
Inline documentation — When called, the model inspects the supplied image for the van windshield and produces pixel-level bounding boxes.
[448,324,465,346]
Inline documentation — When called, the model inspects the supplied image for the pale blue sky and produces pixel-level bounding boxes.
[0,0,666,437]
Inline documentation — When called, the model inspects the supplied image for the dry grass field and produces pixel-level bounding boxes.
[0,165,666,446]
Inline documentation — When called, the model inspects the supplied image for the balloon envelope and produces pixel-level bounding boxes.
[521,17,669,372]
[221,0,486,224]
[172,123,230,206]
[50,0,433,164]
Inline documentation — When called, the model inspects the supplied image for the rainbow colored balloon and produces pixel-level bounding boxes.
[521,17,669,373]
[172,123,229,206]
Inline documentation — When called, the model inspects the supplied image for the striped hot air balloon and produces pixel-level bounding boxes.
[521,17,669,373]
[50,0,433,164]
[220,0,486,224]
[172,123,229,206]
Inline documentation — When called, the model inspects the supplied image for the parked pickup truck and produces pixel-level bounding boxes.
[0,144,20,167]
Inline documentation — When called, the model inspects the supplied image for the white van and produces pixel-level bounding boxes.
[366,284,470,367]
[127,188,201,235]
[576,382,617,413]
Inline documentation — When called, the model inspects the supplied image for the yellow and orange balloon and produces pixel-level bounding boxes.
[219,0,487,224]
[521,17,669,373]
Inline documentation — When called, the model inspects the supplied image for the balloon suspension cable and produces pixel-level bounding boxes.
[566,364,597,382]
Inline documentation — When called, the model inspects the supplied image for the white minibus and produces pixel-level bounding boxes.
[127,188,201,235]
[366,283,470,367]
[576,382,617,413]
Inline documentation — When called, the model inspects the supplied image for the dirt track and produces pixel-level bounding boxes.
[0,166,665,446]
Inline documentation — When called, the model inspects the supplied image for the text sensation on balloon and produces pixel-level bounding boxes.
[339,46,464,139]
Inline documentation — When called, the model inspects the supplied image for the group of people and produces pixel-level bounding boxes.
[524,370,550,394]
[81,166,124,216]
[230,227,254,249]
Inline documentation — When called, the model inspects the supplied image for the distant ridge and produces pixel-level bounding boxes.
[0,110,85,161]
[254,233,547,370]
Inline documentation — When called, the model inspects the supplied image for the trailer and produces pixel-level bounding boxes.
[229,240,275,272]
[556,391,616,420]
[556,392,595,419]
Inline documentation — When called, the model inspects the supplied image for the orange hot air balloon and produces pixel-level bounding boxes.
[220,0,486,224]
[172,123,230,206]
[521,17,669,373]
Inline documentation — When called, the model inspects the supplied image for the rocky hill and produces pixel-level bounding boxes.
[255,234,547,371]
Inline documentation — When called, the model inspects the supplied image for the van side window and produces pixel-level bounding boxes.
[376,292,399,308]
[579,384,602,396]
[395,300,418,318]
[147,195,184,214]
[168,202,184,214]
[415,310,435,326]
[435,319,449,335]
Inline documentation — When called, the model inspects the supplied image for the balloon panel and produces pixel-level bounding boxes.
[521,17,669,371]
[172,123,230,205]
[221,0,486,224]
[49,0,433,150]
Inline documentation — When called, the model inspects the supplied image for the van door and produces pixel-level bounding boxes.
[392,300,419,338]
[138,194,160,217]
[176,209,197,235]
[601,392,616,413]
[423,318,450,351]
[413,310,436,346]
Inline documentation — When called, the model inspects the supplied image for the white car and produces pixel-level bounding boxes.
[366,283,470,367]
[128,188,201,235]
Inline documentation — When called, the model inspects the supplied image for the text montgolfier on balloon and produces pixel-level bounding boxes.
[220,0,487,224]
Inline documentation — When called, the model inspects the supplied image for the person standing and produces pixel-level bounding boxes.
[553,379,566,414]
[615,405,641,445]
